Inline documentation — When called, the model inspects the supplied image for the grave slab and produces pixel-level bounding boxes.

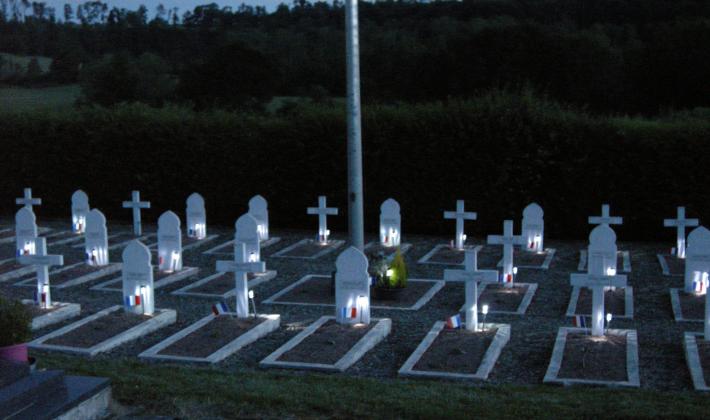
[29,305,176,356]
[657,253,684,277]
[417,244,469,265]
[139,313,280,363]
[203,237,282,256]
[90,267,198,292]
[457,282,538,315]
[496,248,556,270]
[271,238,345,260]
[543,327,640,388]
[22,300,81,330]
[14,262,122,289]
[0,259,35,282]
[578,250,631,272]
[566,286,634,319]
[262,274,444,311]
[398,321,510,380]
[670,288,705,322]
[260,315,391,372]
[171,270,278,299]
[684,332,710,391]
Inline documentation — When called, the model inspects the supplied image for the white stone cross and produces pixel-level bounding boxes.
[248,195,270,241]
[71,190,90,234]
[122,240,154,316]
[685,226,710,294]
[85,209,109,266]
[16,188,41,211]
[307,196,338,245]
[444,200,477,250]
[487,220,524,288]
[335,246,370,325]
[18,237,63,308]
[216,243,265,318]
[588,204,622,226]
[186,192,207,239]
[379,198,401,247]
[444,246,498,331]
[664,206,699,259]
[122,191,151,236]
[570,272,627,336]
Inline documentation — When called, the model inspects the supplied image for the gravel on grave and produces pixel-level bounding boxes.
[190,272,257,295]
[0,218,698,391]
[25,302,61,317]
[0,261,24,274]
[695,340,710,386]
[678,292,705,319]
[50,264,104,285]
[159,315,264,358]
[479,284,529,312]
[556,333,628,382]
[278,319,375,365]
[279,240,338,258]
[575,288,627,316]
[44,310,151,348]
[663,256,685,275]
[413,327,497,374]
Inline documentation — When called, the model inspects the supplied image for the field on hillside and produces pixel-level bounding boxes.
[0,52,52,76]
[0,84,80,112]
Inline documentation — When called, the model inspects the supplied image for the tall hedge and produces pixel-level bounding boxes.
[3,92,709,242]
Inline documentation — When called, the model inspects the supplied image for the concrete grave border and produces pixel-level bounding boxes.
[139,313,280,364]
[260,315,391,372]
[684,332,710,391]
[29,305,176,356]
[657,253,683,277]
[417,244,465,266]
[496,248,556,270]
[45,230,84,246]
[398,321,510,380]
[670,288,703,322]
[271,238,345,260]
[73,233,156,250]
[263,274,444,311]
[22,300,81,331]
[456,282,538,315]
[578,250,631,273]
[14,263,123,289]
[90,267,198,292]
[566,286,634,319]
[0,226,52,245]
[543,327,640,388]
[363,241,413,262]
[0,261,36,282]
[171,270,278,299]
[203,237,282,256]
[180,234,220,252]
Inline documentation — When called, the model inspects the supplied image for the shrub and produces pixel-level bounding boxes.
[0,297,32,347]
[388,250,408,289]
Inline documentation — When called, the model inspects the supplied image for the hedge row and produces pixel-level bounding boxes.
[3,92,709,242]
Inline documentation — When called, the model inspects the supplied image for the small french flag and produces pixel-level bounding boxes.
[446,314,462,329]
[694,279,707,294]
[529,241,535,249]
[500,273,513,283]
[212,302,229,316]
[33,290,47,304]
[341,307,357,319]
[573,315,587,328]
[124,294,141,307]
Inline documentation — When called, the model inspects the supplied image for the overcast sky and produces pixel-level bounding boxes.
[42,0,288,15]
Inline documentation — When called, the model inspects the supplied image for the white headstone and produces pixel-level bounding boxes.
[588,204,622,226]
[248,195,270,241]
[85,209,109,266]
[15,207,38,257]
[588,224,618,276]
[216,243,265,318]
[570,272,626,336]
[487,220,524,288]
[444,200,477,250]
[71,190,90,234]
[685,226,710,294]
[443,247,498,331]
[521,203,544,253]
[307,196,338,244]
[335,247,370,325]
[122,190,150,236]
[16,188,41,211]
[122,240,154,315]
[235,213,262,264]
[379,198,401,247]
[185,192,207,239]
[18,237,63,309]
[157,211,182,272]
[664,207,699,259]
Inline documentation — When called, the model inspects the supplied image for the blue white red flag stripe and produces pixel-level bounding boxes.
[212,302,229,316]
[446,314,462,329]
[341,307,357,319]
[573,315,587,328]
[124,294,141,307]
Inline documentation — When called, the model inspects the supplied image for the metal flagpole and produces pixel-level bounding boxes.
[345,0,364,251]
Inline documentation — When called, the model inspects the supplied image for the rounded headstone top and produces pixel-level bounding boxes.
[235,213,259,237]
[380,198,400,215]
[15,207,36,226]
[158,210,181,229]
[186,192,205,208]
[86,208,106,228]
[523,202,543,219]
[688,226,710,251]
[249,195,268,212]
[71,190,89,205]
[335,246,369,276]
[589,224,616,246]
[122,240,151,264]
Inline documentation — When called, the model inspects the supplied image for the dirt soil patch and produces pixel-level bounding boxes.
[413,327,497,374]
[43,310,150,348]
[25,302,61,317]
[159,315,265,358]
[575,287,627,316]
[679,291,705,319]
[190,272,258,295]
[0,260,24,274]
[278,320,374,365]
[426,246,465,264]
[51,264,106,285]
[557,333,627,382]
[479,284,530,312]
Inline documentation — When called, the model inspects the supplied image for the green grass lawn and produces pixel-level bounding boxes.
[0,52,52,75]
[39,354,710,419]
[0,84,80,112]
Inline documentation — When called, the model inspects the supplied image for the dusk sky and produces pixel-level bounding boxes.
[43,0,289,15]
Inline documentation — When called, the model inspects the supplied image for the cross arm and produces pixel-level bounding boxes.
[570,273,627,289]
